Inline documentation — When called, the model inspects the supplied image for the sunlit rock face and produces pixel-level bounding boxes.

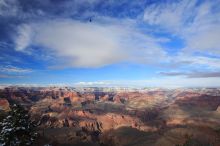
[216,106,220,113]
[0,98,10,111]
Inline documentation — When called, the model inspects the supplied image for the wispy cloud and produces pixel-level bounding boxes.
[160,71,220,78]
[75,81,109,86]
[0,65,32,73]
[0,74,25,78]
[144,0,220,55]
[164,54,220,70]
[15,24,32,51]
[0,0,18,17]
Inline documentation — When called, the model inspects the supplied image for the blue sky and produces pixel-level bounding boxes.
[0,0,220,87]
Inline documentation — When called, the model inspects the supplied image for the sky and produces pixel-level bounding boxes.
[0,0,220,87]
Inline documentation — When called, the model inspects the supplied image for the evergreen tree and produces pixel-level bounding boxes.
[0,104,38,146]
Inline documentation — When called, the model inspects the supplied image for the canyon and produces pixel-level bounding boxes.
[0,87,220,146]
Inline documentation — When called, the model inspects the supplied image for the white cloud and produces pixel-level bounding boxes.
[0,0,18,16]
[189,56,220,69]
[144,0,196,33]
[166,54,220,70]
[14,18,166,68]
[75,81,108,86]
[0,65,32,73]
[74,77,220,87]
[34,20,127,68]
[185,26,220,54]
[15,24,32,51]
[144,0,220,55]
[148,77,220,87]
